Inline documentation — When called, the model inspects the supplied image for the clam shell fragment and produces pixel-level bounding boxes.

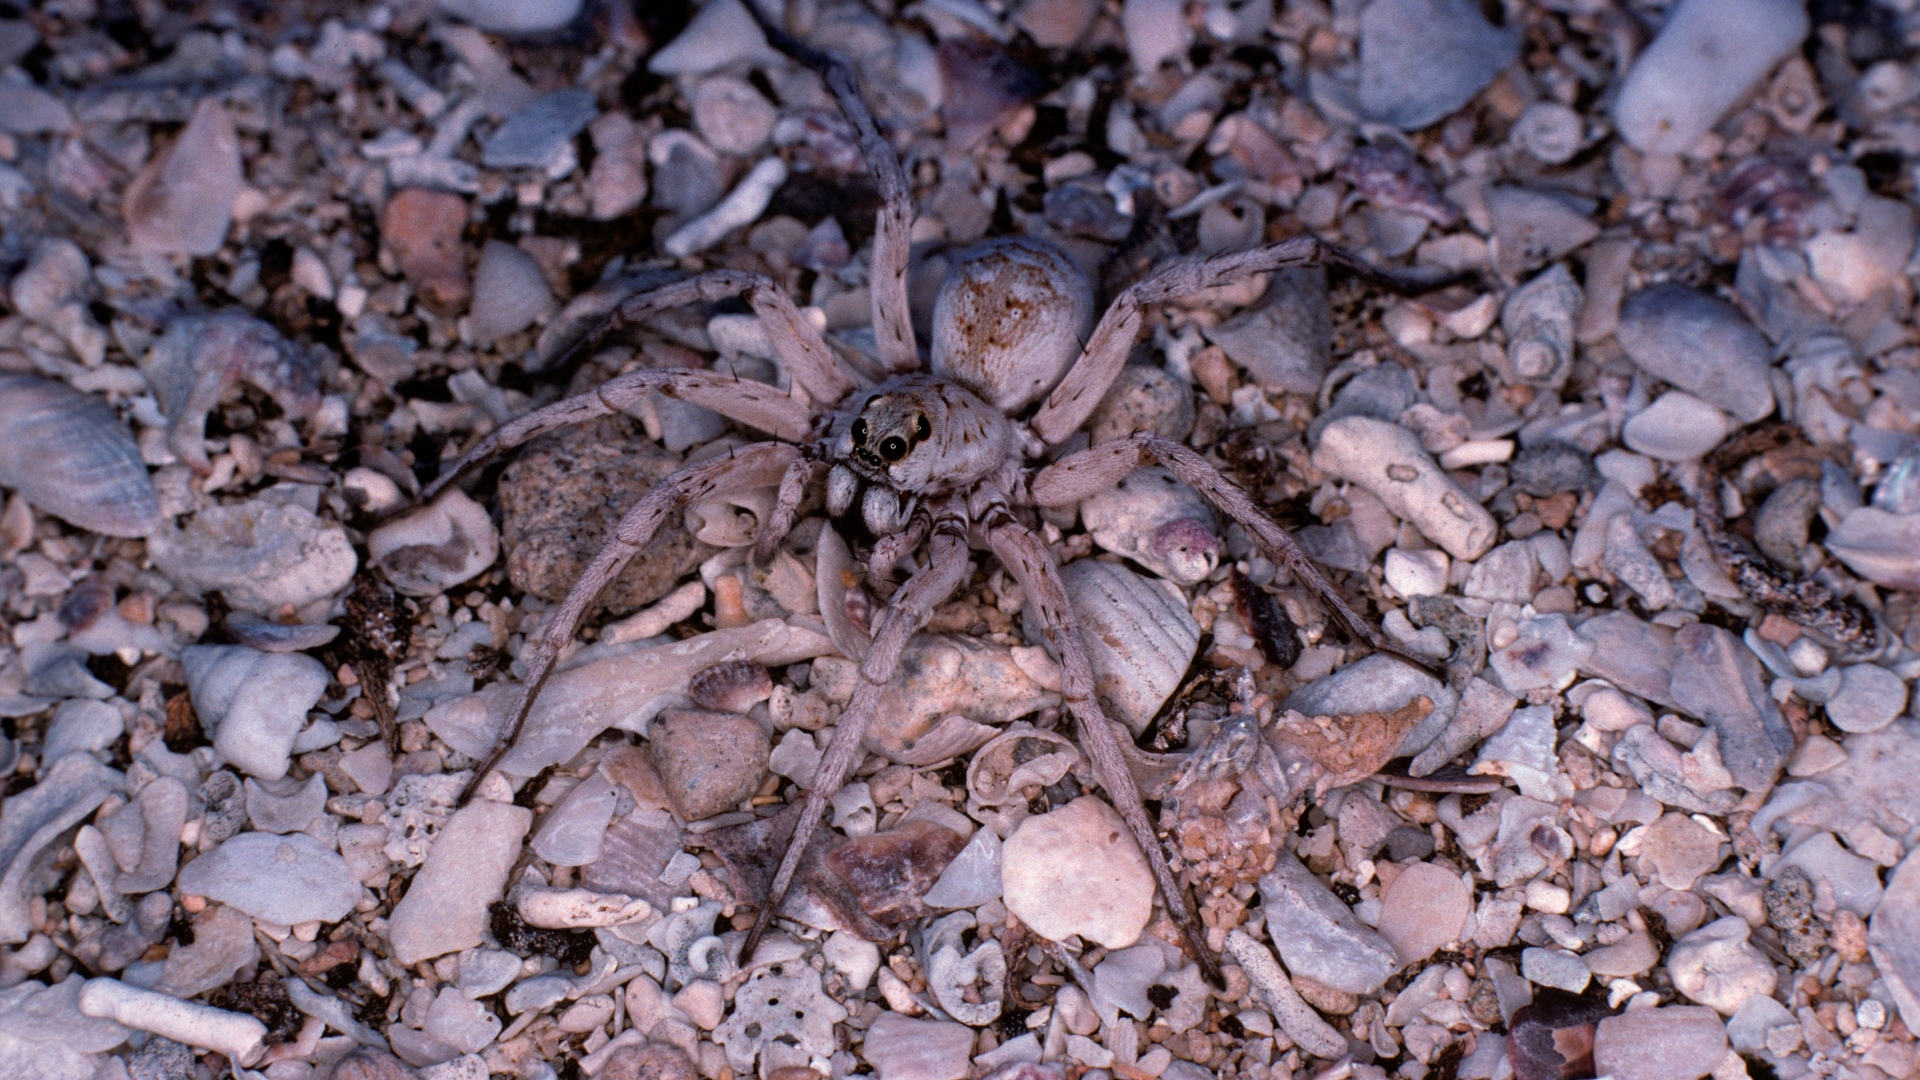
[1028,559,1200,735]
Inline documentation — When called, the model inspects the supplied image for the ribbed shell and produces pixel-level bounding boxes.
[0,373,159,537]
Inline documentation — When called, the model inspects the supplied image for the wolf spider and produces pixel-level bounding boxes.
[427,19,1441,983]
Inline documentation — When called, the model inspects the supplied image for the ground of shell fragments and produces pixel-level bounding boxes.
[2,1,1920,1080]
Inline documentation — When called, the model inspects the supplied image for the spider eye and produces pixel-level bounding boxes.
[879,436,908,462]
[851,418,867,445]
[914,415,931,441]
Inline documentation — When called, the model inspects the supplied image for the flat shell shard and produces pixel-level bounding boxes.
[124,97,241,256]
[141,313,323,474]
[424,619,834,776]
[0,374,159,537]
[1267,697,1435,798]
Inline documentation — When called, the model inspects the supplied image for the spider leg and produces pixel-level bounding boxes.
[534,268,856,407]
[987,520,1225,987]
[751,456,824,567]
[1030,235,1457,445]
[419,367,812,505]
[745,5,919,374]
[1030,433,1442,677]
[458,442,802,804]
[741,516,972,958]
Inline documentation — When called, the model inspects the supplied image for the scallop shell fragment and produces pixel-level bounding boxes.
[0,374,159,537]
[1030,559,1200,735]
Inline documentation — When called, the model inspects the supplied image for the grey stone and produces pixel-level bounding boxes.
[1508,442,1591,496]
[388,800,531,966]
[244,773,328,834]
[1377,861,1471,964]
[1256,851,1397,995]
[1283,653,1458,762]
[859,1013,973,1080]
[1357,0,1520,131]
[176,831,361,926]
[181,646,329,782]
[1203,268,1330,395]
[651,709,768,821]
[1668,624,1792,792]
[0,754,121,943]
[1871,846,1920,1032]
[481,89,598,170]
[1521,947,1590,993]
[1752,478,1823,568]
[1667,916,1777,1015]
[1592,1006,1729,1080]
[1486,187,1601,276]
[1826,664,1907,734]
[1617,284,1776,424]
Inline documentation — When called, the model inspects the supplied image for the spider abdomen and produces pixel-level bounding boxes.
[930,236,1095,413]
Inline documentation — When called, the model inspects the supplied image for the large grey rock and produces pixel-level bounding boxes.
[1668,624,1792,792]
[176,832,361,926]
[1871,846,1920,1032]
[1617,284,1776,424]
[1203,269,1330,395]
[1613,0,1808,156]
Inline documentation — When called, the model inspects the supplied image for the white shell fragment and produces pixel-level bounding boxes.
[1035,559,1199,735]
[1313,416,1498,560]
[515,887,652,928]
[426,619,835,776]
[1500,264,1581,388]
[368,488,500,596]
[0,374,159,537]
[123,97,242,256]
[931,236,1096,412]
[78,978,266,1066]
[1080,467,1221,585]
[1613,0,1809,156]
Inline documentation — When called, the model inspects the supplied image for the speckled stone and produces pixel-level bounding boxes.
[499,419,713,616]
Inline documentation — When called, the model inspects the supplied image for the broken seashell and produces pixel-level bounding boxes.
[815,522,871,662]
[868,635,1058,765]
[0,374,159,537]
[688,660,774,713]
[967,726,1084,807]
[367,488,500,597]
[1029,560,1199,735]
[140,314,323,475]
[1500,264,1582,389]
[1080,467,1221,586]
[920,911,1005,1026]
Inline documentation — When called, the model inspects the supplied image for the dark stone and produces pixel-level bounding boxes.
[1509,442,1593,497]
[1507,990,1616,1080]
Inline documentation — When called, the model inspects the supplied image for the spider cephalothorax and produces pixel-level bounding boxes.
[412,15,1448,987]
[825,374,1016,535]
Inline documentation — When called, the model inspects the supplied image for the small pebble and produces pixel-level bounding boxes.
[1001,797,1154,950]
